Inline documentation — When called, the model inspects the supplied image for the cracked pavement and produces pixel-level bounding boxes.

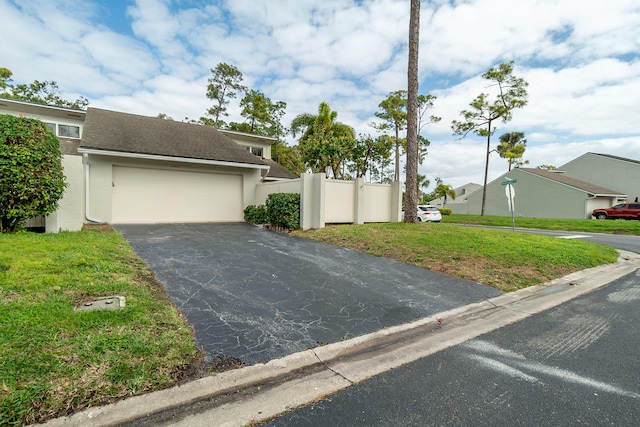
[115,223,501,365]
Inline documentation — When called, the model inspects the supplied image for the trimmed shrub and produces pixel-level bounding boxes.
[266,193,300,230]
[0,115,67,232]
[244,204,268,224]
[439,208,452,216]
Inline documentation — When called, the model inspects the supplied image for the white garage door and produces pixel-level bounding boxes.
[112,166,243,223]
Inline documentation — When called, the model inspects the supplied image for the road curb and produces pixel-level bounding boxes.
[36,251,640,427]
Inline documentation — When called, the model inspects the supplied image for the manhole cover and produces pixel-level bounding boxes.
[74,295,126,312]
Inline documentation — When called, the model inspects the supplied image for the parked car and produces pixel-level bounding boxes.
[417,205,442,222]
[592,203,640,220]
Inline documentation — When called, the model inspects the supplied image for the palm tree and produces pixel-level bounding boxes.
[496,131,528,171]
[290,102,354,144]
[290,102,355,177]
[416,174,430,202]
[434,183,456,207]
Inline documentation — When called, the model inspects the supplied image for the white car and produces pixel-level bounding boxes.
[416,205,442,222]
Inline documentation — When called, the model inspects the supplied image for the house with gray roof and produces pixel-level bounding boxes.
[464,167,626,219]
[0,99,299,231]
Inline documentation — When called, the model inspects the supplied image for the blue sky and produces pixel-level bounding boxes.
[2,0,640,189]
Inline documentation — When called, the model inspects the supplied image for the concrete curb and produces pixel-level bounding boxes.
[36,251,640,427]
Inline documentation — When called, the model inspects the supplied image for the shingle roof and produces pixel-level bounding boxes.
[80,108,265,166]
[588,152,640,166]
[520,168,626,195]
[262,159,299,179]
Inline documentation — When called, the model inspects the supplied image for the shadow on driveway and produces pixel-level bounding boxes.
[115,223,501,365]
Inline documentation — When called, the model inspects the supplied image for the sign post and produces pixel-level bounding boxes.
[501,177,517,231]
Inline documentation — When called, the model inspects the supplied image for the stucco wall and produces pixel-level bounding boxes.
[256,174,402,229]
[364,183,392,222]
[325,180,355,223]
[255,179,302,205]
[42,154,84,232]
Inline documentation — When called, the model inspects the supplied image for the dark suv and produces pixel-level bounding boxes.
[592,203,640,220]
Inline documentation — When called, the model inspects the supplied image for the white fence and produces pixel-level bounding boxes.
[255,173,403,229]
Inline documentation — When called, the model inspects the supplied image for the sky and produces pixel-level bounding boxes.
[2,0,640,191]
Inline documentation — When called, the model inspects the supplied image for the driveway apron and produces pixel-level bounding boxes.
[115,223,501,365]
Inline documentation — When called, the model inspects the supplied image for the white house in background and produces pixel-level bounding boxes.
[430,182,482,210]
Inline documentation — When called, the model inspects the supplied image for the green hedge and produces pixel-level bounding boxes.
[439,208,452,216]
[266,193,300,230]
[244,193,301,230]
[244,204,268,224]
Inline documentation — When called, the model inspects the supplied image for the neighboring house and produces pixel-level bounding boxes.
[430,182,482,211]
[0,99,298,231]
[464,167,626,219]
[558,153,640,203]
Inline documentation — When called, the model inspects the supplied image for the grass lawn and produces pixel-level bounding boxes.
[293,221,620,292]
[0,227,205,426]
[442,214,640,235]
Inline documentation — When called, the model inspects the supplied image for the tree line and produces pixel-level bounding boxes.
[1,62,535,216]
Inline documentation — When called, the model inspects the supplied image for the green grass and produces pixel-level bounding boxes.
[0,228,202,426]
[294,221,619,292]
[442,214,640,235]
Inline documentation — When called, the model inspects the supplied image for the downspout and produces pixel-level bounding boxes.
[83,153,106,224]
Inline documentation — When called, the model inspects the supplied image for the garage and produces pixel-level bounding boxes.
[112,166,243,224]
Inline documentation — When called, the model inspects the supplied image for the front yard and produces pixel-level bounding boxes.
[0,219,622,425]
[0,228,204,426]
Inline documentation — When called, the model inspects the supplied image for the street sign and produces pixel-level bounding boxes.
[500,177,517,231]
[504,184,516,200]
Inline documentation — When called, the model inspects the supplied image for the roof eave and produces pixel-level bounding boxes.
[588,193,627,198]
[77,147,269,170]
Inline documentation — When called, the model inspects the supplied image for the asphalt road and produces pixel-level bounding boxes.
[261,265,640,427]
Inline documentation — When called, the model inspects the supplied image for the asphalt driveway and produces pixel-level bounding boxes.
[115,223,501,365]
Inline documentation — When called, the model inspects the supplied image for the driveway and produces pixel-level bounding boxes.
[115,223,501,365]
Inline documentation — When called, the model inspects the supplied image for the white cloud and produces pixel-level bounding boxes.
[1,0,639,190]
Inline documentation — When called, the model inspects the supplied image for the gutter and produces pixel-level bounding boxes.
[77,148,270,170]
[83,153,106,224]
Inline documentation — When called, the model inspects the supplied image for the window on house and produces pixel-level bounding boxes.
[44,122,56,134]
[245,146,263,157]
[58,124,80,138]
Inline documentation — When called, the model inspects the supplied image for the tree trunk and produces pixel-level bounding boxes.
[481,120,492,216]
[394,126,400,182]
[405,0,420,223]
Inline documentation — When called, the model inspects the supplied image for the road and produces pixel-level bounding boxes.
[261,267,640,426]
[259,230,640,426]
